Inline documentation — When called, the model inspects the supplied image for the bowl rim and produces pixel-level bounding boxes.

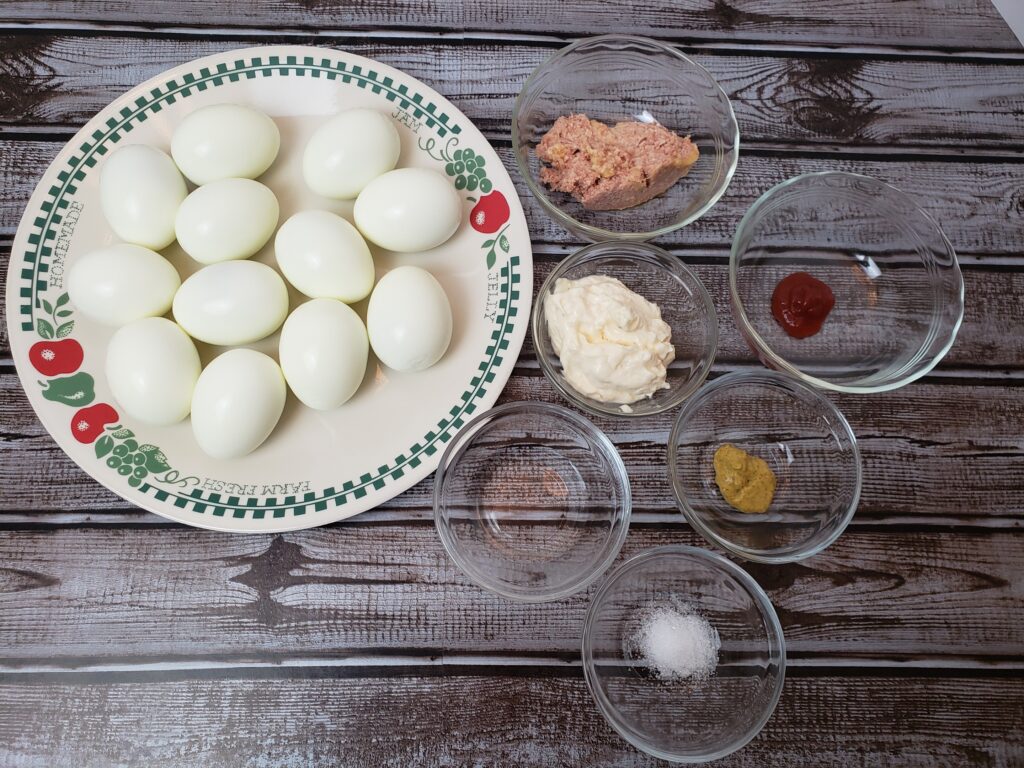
[531,240,719,418]
[667,369,863,564]
[432,400,632,603]
[728,170,966,394]
[511,33,741,241]
[581,544,787,763]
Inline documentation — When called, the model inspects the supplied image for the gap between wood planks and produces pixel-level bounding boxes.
[0,511,1020,528]
[0,653,1022,680]
[2,358,1023,384]
[3,125,1023,165]
[5,239,1024,267]
[1,20,1023,62]
[4,348,1024,383]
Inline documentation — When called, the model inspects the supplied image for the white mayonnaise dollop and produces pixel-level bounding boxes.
[544,275,674,405]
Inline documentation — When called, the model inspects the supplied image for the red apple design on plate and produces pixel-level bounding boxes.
[29,339,84,377]
[470,191,510,234]
[71,403,119,444]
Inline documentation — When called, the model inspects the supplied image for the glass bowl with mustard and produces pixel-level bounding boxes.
[532,241,718,418]
[668,370,861,563]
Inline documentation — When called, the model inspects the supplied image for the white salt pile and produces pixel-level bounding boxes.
[628,604,721,682]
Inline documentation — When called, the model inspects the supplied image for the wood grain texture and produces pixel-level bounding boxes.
[0,525,1021,663]
[0,139,1021,257]
[3,372,1024,521]
[2,0,1020,51]
[2,36,1024,151]
[0,6,1019,768]
[0,671,1022,768]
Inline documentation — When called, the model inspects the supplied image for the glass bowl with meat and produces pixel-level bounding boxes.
[513,35,739,241]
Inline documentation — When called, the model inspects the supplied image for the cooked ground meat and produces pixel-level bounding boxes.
[536,114,699,211]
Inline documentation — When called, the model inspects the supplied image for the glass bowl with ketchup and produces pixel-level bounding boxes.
[730,172,964,393]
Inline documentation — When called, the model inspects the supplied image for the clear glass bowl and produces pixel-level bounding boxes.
[668,370,861,563]
[730,171,965,393]
[583,545,785,763]
[433,402,631,602]
[532,242,718,418]
[513,35,739,241]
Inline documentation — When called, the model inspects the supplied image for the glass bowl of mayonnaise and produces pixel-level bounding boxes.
[532,241,718,418]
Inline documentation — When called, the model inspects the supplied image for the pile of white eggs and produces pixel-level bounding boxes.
[68,104,464,459]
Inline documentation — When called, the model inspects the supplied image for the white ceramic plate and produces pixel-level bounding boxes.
[5,45,532,532]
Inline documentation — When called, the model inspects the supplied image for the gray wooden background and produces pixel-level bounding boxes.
[1,2,1023,766]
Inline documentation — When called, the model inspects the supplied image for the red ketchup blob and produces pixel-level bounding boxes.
[771,272,835,339]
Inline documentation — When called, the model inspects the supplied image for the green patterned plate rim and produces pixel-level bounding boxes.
[4,45,532,532]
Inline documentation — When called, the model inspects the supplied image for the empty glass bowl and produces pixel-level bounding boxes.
[532,241,718,418]
[583,546,785,763]
[433,402,631,602]
[513,35,739,241]
[668,370,861,563]
[730,171,964,393]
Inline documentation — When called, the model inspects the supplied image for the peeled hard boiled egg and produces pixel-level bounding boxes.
[303,109,400,199]
[191,349,286,459]
[354,168,461,253]
[175,178,279,265]
[279,299,368,410]
[68,244,180,326]
[274,210,374,303]
[171,104,280,186]
[173,260,288,346]
[105,317,200,426]
[100,144,187,250]
[367,266,452,372]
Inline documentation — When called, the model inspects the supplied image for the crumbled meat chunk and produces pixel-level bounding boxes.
[535,114,700,211]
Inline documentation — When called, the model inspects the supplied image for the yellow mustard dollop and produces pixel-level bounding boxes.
[713,443,777,515]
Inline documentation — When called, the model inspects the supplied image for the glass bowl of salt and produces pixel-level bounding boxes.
[582,545,785,763]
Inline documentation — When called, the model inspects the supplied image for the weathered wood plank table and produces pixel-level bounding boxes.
[1,2,1022,765]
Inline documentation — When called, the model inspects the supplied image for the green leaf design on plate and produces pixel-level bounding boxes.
[56,309,73,318]
[56,321,75,338]
[499,234,510,253]
[139,444,171,474]
[55,293,70,308]
[95,435,114,459]
[486,247,497,270]
[111,428,135,439]
[37,318,55,339]
[41,299,54,316]
[482,239,495,249]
